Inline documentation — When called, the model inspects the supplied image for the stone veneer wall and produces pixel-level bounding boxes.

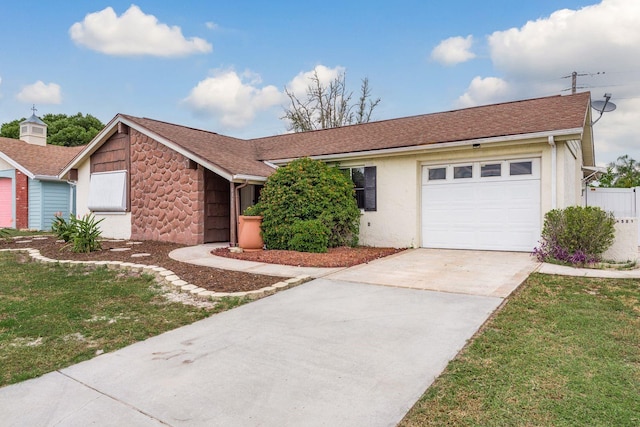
[129,130,205,245]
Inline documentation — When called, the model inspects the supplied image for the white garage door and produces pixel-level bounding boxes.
[421,159,541,252]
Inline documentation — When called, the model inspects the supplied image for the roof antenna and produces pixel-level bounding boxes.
[591,93,616,125]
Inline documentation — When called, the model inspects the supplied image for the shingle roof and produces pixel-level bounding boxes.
[121,115,275,177]
[0,137,83,177]
[70,93,591,181]
[251,92,591,161]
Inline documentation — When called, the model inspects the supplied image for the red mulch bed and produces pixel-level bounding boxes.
[211,246,404,268]
[1,236,403,292]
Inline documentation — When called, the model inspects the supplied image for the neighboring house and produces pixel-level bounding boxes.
[60,92,594,252]
[0,114,83,230]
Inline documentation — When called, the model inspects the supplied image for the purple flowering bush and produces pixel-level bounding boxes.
[533,206,615,266]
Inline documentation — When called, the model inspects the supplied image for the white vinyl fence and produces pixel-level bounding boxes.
[585,186,640,245]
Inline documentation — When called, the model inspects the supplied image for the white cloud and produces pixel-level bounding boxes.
[205,22,219,30]
[451,0,640,164]
[69,5,212,57]
[182,69,284,128]
[286,65,345,97]
[16,81,62,104]
[431,35,476,66]
[456,76,512,108]
[488,0,640,78]
[592,98,640,165]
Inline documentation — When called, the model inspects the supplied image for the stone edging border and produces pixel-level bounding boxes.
[0,248,311,301]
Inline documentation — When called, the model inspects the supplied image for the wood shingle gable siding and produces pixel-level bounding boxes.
[90,132,130,174]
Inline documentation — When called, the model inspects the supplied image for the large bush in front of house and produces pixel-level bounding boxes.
[246,157,360,252]
[533,206,615,265]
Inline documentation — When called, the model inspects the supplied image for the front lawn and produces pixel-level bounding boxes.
[400,273,640,426]
[0,252,243,387]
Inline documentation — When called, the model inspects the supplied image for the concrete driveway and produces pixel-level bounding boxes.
[0,250,537,426]
[327,248,539,297]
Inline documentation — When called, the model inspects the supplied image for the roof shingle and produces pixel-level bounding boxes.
[121,115,275,177]
[0,138,83,177]
[251,92,591,161]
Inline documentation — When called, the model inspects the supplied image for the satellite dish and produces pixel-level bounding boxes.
[591,100,616,113]
[591,93,616,125]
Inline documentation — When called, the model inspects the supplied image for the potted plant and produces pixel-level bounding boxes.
[238,205,263,251]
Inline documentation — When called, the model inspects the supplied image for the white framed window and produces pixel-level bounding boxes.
[87,171,127,212]
[510,161,533,176]
[481,163,501,177]
[428,167,447,180]
[453,165,473,179]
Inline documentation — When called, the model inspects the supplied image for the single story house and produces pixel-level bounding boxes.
[60,92,594,252]
[0,114,83,230]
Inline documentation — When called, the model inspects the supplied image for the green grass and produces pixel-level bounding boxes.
[0,252,244,386]
[400,273,640,427]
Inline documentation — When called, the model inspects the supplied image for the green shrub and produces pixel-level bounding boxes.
[250,157,360,252]
[533,206,615,265]
[51,214,75,242]
[69,214,104,253]
[288,219,330,253]
[51,213,104,253]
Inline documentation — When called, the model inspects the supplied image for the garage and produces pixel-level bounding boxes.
[0,177,12,228]
[421,158,541,252]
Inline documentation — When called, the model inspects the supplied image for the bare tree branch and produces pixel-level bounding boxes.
[282,69,380,132]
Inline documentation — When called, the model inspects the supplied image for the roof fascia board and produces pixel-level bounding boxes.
[33,175,65,182]
[232,174,268,183]
[0,152,34,179]
[266,127,585,165]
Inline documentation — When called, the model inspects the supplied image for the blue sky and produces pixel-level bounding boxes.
[1,0,639,165]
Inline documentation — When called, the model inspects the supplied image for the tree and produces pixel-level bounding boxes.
[0,113,104,146]
[597,155,640,188]
[282,69,381,132]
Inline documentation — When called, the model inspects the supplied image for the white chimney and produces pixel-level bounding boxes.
[19,106,47,146]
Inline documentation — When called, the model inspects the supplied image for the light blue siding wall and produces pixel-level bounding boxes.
[28,180,72,230]
[42,181,72,230]
[28,179,42,229]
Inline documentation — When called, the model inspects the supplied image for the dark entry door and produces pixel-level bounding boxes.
[204,170,230,242]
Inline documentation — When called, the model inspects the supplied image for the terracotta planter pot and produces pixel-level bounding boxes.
[238,215,264,251]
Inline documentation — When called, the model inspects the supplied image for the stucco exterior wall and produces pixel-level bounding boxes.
[129,130,205,245]
[338,137,583,248]
[556,140,583,209]
[76,158,132,240]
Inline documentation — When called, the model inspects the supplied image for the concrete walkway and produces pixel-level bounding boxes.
[169,243,345,278]
[537,261,640,278]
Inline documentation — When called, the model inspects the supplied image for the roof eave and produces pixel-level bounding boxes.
[59,115,236,182]
[0,152,34,179]
[265,127,586,164]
